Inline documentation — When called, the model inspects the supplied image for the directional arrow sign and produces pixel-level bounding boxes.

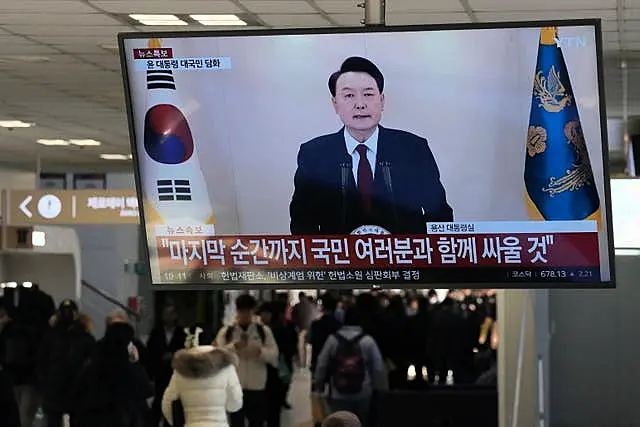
[19,195,33,218]
[8,190,139,225]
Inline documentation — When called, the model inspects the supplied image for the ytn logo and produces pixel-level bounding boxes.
[554,35,588,48]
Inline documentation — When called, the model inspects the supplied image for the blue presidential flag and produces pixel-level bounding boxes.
[524,27,601,224]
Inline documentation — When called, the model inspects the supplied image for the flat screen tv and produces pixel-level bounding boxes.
[119,19,615,289]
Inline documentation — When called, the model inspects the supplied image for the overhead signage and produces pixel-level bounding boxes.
[8,190,140,225]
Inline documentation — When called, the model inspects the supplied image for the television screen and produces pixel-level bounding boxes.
[610,179,640,249]
[119,20,615,289]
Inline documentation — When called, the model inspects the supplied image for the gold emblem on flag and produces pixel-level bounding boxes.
[543,121,593,196]
[534,66,572,113]
[527,126,547,157]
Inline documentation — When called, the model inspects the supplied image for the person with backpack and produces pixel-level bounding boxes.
[215,294,278,427]
[313,306,387,427]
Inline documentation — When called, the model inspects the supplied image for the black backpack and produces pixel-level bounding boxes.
[330,333,366,395]
[224,324,266,344]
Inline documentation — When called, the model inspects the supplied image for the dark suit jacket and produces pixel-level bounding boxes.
[290,126,453,234]
[145,326,186,390]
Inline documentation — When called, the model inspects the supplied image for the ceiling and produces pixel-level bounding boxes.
[0,0,637,171]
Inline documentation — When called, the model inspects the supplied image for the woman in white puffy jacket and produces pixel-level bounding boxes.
[162,345,243,427]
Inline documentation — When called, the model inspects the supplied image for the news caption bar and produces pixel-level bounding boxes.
[134,57,232,72]
[151,221,601,284]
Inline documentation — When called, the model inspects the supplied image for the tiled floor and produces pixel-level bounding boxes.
[282,368,313,427]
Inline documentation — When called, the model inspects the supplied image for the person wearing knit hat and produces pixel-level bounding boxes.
[322,411,362,427]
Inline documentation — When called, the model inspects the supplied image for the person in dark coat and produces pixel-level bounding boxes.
[258,302,287,427]
[0,365,20,427]
[38,299,95,427]
[146,304,186,427]
[381,295,411,389]
[0,299,42,427]
[75,322,153,427]
[431,292,475,384]
[107,310,148,368]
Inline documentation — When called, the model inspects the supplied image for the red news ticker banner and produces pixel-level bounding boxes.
[155,232,599,271]
[133,48,174,60]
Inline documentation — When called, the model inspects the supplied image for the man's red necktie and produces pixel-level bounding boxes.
[356,144,373,214]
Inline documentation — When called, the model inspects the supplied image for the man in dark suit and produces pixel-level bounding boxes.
[145,304,186,427]
[290,56,453,235]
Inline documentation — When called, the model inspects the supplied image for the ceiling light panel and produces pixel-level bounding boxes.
[37,139,102,146]
[100,154,132,160]
[191,14,247,25]
[69,139,102,146]
[130,14,188,25]
[37,139,70,146]
[0,120,33,128]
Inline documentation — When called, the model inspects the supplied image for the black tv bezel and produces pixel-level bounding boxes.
[118,18,615,290]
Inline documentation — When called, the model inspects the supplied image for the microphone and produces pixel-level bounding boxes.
[340,160,352,231]
[379,161,398,229]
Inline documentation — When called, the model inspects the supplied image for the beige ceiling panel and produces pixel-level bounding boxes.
[0,13,122,26]
[625,8,640,19]
[30,36,120,47]
[329,14,363,26]
[621,20,640,32]
[0,43,57,55]
[255,14,331,26]
[314,0,361,14]
[618,42,640,52]
[54,45,113,55]
[603,31,618,42]
[241,1,315,14]
[386,0,464,13]
[622,32,640,43]
[0,1,97,14]
[4,25,131,37]
[469,0,616,10]
[386,12,472,25]
[91,0,243,14]
[475,10,617,21]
